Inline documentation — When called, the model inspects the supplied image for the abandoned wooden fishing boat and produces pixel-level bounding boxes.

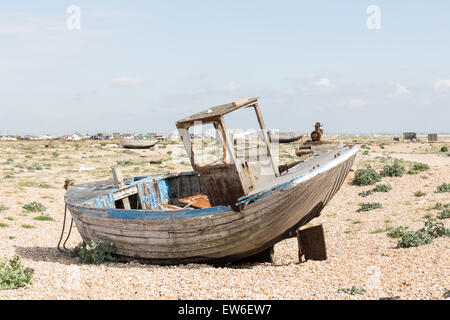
[120,139,158,149]
[64,98,357,264]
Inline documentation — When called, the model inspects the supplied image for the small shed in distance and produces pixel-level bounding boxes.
[428,134,438,142]
[403,132,417,141]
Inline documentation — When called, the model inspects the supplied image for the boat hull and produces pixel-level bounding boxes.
[269,132,303,144]
[67,150,356,265]
[120,139,158,149]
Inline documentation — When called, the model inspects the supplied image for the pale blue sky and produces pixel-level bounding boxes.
[1,1,449,135]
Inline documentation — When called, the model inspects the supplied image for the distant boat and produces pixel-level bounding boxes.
[64,98,357,265]
[120,139,158,149]
[269,131,303,144]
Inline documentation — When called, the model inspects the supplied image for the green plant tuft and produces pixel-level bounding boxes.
[424,217,449,238]
[33,215,54,221]
[437,208,450,220]
[72,241,117,265]
[407,162,430,175]
[387,226,408,238]
[22,202,46,213]
[353,168,381,186]
[396,217,449,248]
[0,255,34,290]
[373,184,392,193]
[444,290,450,299]
[433,203,449,211]
[357,202,382,212]
[397,230,434,248]
[380,161,405,177]
[436,183,450,193]
[414,191,426,197]
[358,190,373,198]
[338,286,366,295]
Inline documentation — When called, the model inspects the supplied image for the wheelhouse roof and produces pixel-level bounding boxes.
[176,97,259,128]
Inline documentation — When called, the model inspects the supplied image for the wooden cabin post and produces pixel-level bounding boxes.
[111,166,131,210]
[253,103,280,177]
[177,126,197,171]
[216,117,238,165]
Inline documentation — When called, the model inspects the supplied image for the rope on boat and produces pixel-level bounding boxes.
[57,203,74,254]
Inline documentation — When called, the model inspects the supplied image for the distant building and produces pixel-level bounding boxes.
[168,130,180,140]
[23,135,39,140]
[70,134,82,141]
[60,134,71,140]
[428,134,438,142]
[156,135,168,142]
[113,133,121,140]
[39,134,53,140]
[62,133,82,141]
[120,133,135,140]
[0,135,17,141]
[403,132,417,141]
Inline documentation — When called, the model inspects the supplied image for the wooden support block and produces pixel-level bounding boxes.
[297,224,327,263]
[111,166,131,210]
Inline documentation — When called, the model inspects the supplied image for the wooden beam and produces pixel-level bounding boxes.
[111,166,131,210]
